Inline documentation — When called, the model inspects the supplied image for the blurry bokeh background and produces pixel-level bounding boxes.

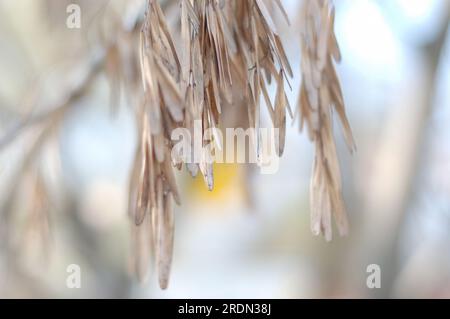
[0,0,449,298]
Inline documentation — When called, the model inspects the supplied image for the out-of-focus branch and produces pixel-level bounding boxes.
[0,51,105,151]
[379,14,450,297]
[0,0,147,152]
[342,8,450,298]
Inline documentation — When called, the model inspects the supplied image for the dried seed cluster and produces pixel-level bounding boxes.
[297,0,355,241]
[130,0,182,289]
[130,0,353,288]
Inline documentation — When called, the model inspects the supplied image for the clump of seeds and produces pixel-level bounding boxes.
[297,0,355,241]
[128,0,354,288]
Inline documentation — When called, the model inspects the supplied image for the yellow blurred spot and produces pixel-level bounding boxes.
[189,163,245,205]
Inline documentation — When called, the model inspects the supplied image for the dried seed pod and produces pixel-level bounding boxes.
[156,191,174,289]
[297,0,355,241]
[130,214,153,283]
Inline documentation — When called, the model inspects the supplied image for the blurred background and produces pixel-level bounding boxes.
[0,0,449,298]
